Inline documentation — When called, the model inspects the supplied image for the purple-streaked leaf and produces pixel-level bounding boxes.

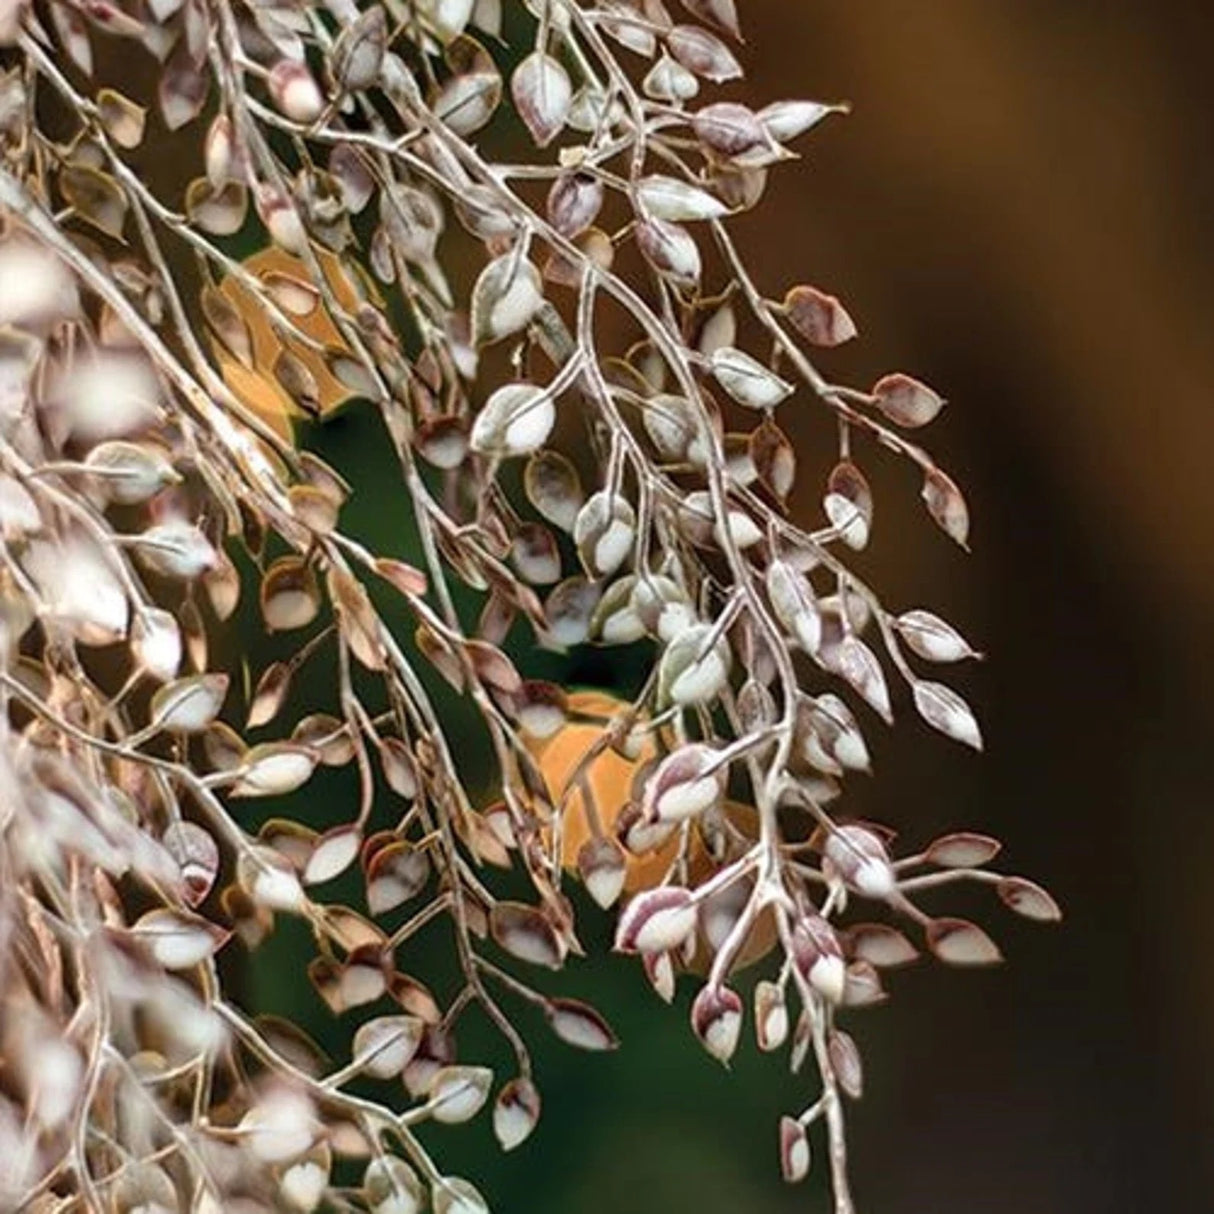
[997,876,1063,923]
[922,466,971,548]
[489,902,564,969]
[691,984,743,1064]
[926,917,1002,966]
[872,372,945,427]
[828,1028,863,1099]
[546,998,618,1051]
[846,923,919,968]
[667,24,742,81]
[511,51,572,147]
[615,886,697,954]
[493,1076,541,1151]
[925,831,1001,868]
[779,1115,811,1183]
[784,284,857,347]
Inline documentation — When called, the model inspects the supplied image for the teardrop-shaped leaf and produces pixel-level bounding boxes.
[667,24,743,82]
[150,673,228,734]
[912,680,982,750]
[925,831,1001,868]
[997,876,1062,922]
[470,253,544,346]
[545,997,618,1051]
[926,917,1002,966]
[511,51,572,147]
[428,1065,493,1124]
[637,174,728,223]
[231,743,318,798]
[524,450,583,531]
[872,372,945,427]
[922,467,970,549]
[784,284,857,346]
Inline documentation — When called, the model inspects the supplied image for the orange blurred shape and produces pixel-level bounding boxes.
[529,690,776,970]
[210,246,368,440]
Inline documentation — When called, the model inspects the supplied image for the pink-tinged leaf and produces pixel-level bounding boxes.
[779,1115,811,1183]
[691,984,743,1065]
[846,922,919,968]
[642,744,726,824]
[679,0,741,40]
[268,59,324,123]
[637,174,729,223]
[759,98,844,143]
[895,609,979,662]
[577,837,627,910]
[667,24,743,82]
[823,825,897,901]
[642,950,676,1004]
[50,3,93,75]
[872,372,945,427]
[494,1076,541,1151]
[615,886,697,954]
[546,997,619,1051]
[767,559,821,655]
[511,51,572,147]
[375,557,428,598]
[547,173,604,238]
[636,216,702,287]
[753,979,789,1051]
[750,419,796,501]
[925,831,1002,869]
[159,45,210,130]
[828,1029,863,1099]
[998,876,1063,923]
[489,902,564,970]
[693,102,767,158]
[837,635,892,723]
[922,466,970,548]
[378,737,419,800]
[304,826,362,885]
[913,680,983,751]
[926,917,1002,966]
[331,5,387,92]
[841,960,888,1008]
[790,913,847,1003]
[824,460,873,550]
[162,821,219,908]
[784,284,857,347]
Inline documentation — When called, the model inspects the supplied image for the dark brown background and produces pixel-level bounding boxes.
[485,5,1214,1211]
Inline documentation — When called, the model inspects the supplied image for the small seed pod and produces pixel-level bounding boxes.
[691,984,743,1065]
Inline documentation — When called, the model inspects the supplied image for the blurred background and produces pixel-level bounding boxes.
[241,4,1214,1212]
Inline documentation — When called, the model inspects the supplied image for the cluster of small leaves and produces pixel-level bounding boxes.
[0,1,1058,1212]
